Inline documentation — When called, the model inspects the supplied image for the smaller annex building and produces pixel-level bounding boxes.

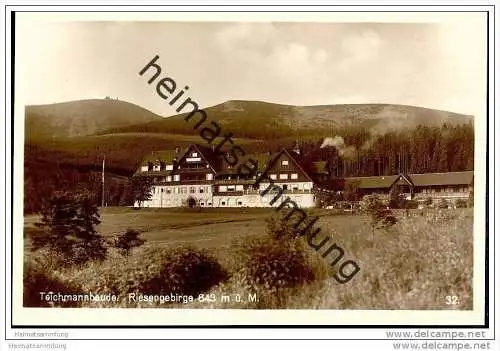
[338,171,474,204]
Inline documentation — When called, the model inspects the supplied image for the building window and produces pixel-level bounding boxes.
[236,185,244,191]
[192,152,198,157]
[190,187,195,194]
[221,201,226,206]
[174,175,180,181]
[166,188,171,194]
[237,201,243,206]
[291,173,298,179]
[199,187,204,193]
[270,174,277,180]
[206,173,213,180]
[161,188,164,193]
[281,160,289,166]
[167,176,172,182]
[219,185,227,192]
[227,185,235,191]
[279,174,288,180]
[282,184,288,190]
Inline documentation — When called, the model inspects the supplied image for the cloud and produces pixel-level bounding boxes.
[337,29,383,71]
[213,23,333,100]
[215,22,277,54]
[266,42,328,80]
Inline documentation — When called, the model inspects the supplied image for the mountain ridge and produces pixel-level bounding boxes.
[100,99,474,139]
[25,98,474,141]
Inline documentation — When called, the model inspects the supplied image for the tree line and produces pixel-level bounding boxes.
[294,123,474,179]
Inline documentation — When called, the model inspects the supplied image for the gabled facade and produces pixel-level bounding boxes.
[134,144,315,208]
[134,144,218,207]
[212,149,315,208]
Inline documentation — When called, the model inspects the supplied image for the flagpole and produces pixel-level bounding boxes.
[102,155,105,207]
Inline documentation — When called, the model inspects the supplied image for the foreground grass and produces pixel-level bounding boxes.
[24,208,473,309]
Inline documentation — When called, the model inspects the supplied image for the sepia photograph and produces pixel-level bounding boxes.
[9,10,490,328]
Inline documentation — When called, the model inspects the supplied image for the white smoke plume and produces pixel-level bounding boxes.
[320,136,356,158]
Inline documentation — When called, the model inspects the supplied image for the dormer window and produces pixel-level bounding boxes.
[192,152,198,157]
[281,160,289,166]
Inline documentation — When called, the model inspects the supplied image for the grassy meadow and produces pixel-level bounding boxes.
[23,207,473,310]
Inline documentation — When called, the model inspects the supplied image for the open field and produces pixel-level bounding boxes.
[23,207,474,310]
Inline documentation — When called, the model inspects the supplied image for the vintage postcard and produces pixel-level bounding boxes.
[8,9,492,329]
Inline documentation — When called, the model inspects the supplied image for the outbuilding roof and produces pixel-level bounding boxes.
[408,171,474,187]
[343,171,473,189]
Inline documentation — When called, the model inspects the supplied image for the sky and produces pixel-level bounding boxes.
[16,14,487,117]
